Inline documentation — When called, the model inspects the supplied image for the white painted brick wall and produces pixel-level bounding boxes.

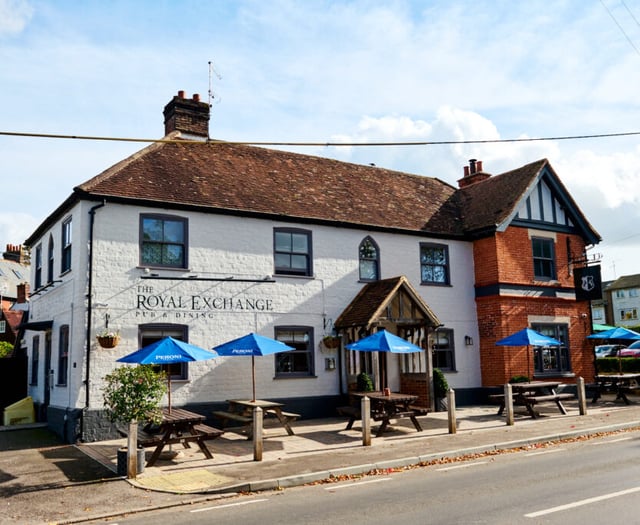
[26,201,480,411]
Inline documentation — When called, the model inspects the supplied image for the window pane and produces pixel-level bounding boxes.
[164,244,184,266]
[142,244,162,264]
[291,254,307,270]
[360,260,377,280]
[163,221,185,243]
[143,218,163,241]
[291,233,308,253]
[274,253,290,268]
[275,232,291,251]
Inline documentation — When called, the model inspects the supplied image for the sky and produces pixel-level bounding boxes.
[1,0,640,282]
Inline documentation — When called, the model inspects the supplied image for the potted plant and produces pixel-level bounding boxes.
[433,368,449,411]
[356,372,374,392]
[102,365,166,478]
[322,335,341,349]
[97,329,121,349]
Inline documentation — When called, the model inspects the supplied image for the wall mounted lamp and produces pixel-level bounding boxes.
[464,335,473,346]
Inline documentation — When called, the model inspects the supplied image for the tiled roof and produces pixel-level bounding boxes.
[23,135,596,247]
[608,274,640,290]
[456,159,547,235]
[76,137,463,236]
[334,276,440,329]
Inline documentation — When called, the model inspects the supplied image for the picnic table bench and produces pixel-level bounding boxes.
[338,392,427,437]
[118,408,224,466]
[213,399,301,439]
[591,374,640,405]
[489,382,573,419]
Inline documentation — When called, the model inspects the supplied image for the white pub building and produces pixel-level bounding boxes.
[22,91,599,442]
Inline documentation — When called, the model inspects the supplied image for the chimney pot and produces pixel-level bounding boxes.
[193,93,200,102]
[464,166,470,177]
[476,160,483,172]
[469,159,477,174]
[178,90,185,98]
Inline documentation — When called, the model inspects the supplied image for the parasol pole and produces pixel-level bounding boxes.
[252,355,256,402]
[527,345,531,381]
[167,374,172,414]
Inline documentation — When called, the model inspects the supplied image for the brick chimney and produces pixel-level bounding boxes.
[16,283,29,304]
[3,244,28,264]
[457,159,491,188]
[163,90,210,140]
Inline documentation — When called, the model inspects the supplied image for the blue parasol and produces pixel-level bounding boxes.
[496,328,561,380]
[345,330,423,353]
[586,326,640,341]
[117,337,217,412]
[213,333,294,401]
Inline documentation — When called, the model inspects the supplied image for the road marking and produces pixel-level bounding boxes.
[525,486,640,517]
[325,478,392,490]
[436,461,489,471]
[190,498,268,513]
[524,448,564,457]
[590,436,633,445]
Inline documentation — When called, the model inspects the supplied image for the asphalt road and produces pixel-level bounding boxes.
[91,429,640,525]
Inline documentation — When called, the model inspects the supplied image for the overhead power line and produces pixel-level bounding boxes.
[1,129,640,147]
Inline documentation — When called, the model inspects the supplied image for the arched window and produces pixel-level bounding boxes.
[359,236,379,281]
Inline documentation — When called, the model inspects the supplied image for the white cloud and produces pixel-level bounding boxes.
[0,212,38,248]
[0,0,33,37]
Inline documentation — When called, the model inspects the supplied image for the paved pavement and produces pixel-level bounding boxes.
[2,396,640,524]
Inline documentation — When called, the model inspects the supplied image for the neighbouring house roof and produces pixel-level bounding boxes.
[334,275,440,330]
[608,274,640,290]
[0,259,29,300]
[25,135,600,247]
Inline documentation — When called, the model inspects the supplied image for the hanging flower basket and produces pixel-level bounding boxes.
[322,336,340,349]
[97,333,120,349]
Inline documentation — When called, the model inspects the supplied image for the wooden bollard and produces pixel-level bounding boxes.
[127,420,138,479]
[447,388,457,434]
[505,383,514,426]
[577,376,587,416]
[361,396,371,446]
[253,406,263,461]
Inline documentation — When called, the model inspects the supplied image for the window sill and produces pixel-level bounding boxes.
[273,273,314,280]
[274,374,317,379]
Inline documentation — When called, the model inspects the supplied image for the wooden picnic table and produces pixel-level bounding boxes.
[134,407,223,467]
[212,399,300,439]
[340,391,425,437]
[490,381,573,419]
[592,373,640,405]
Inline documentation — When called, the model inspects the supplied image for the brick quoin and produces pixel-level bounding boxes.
[474,226,594,387]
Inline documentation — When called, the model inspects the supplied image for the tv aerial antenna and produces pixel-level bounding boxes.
[208,61,222,108]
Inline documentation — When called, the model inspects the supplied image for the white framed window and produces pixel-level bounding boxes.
[532,237,556,280]
[621,308,638,321]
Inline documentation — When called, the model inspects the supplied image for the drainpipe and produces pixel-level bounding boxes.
[81,200,105,441]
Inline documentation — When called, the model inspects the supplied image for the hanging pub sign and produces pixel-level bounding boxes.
[573,265,602,301]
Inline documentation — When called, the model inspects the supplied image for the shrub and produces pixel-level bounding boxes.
[356,372,374,392]
[434,368,449,398]
[0,341,14,358]
[102,365,167,425]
